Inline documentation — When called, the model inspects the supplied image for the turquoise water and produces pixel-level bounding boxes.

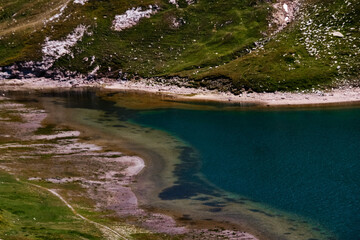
[132,107,360,240]
[19,89,359,239]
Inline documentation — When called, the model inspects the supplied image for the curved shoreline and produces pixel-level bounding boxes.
[1,77,360,107]
[1,85,337,240]
[34,91,264,239]
[104,80,360,107]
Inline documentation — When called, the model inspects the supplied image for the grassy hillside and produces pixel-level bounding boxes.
[188,0,360,92]
[0,172,103,239]
[0,0,359,92]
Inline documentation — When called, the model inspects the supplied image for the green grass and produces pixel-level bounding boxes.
[0,0,359,92]
[0,0,67,36]
[179,0,360,92]
[0,171,104,240]
[34,124,56,135]
[54,0,270,78]
[0,0,270,74]
[189,29,338,92]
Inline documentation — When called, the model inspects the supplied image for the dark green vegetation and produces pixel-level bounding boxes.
[0,172,103,239]
[34,124,57,135]
[193,0,360,92]
[0,0,359,91]
[0,0,68,63]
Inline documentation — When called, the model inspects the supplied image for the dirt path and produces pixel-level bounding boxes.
[19,179,130,240]
[0,0,69,37]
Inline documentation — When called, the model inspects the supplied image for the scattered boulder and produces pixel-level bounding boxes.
[331,31,344,38]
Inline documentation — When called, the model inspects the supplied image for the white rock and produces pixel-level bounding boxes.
[89,65,100,75]
[283,3,288,13]
[45,3,68,23]
[331,31,344,38]
[74,0,88,5]
[42,25,88,69]
[169,0,178,7]
[112,6,158,31]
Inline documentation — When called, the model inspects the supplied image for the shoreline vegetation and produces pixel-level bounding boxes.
[1,77,360,107]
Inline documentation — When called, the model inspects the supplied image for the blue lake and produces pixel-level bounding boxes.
[132,107,360,240]
[28,90,359,240]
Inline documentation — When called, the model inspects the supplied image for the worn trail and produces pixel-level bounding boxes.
[20,179,129,240]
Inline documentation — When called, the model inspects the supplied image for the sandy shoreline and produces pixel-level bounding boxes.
[1,77,360,107]
[106,81,360,107]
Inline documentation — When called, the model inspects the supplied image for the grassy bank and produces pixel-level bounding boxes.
[187,0,360,92]
[0,172,104,239]
[0,0,359,91]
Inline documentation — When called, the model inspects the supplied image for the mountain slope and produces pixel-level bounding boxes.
[0,0,359,92]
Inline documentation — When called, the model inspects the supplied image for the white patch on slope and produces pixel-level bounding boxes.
[74,0,88,5]
[34,131,80,140]
[169,0,179,7]
[45,2,69,24]
[171,17,181,28]
[89,65,100,75]
[283,3,289,13]
[112,6,158,31]
[42,25,88,69]
[90,55,95,66]
[185,0,195,4]
[271,0,300,33]
[169,0,194,6]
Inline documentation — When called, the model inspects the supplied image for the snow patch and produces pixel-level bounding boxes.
[112,6,158,31]
[42,25,88,69]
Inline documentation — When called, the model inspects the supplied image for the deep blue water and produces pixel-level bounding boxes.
[132,107,360,240]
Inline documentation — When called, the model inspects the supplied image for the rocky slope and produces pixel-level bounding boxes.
[0,0,359,92]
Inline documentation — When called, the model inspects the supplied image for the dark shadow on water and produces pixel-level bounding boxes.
[159,146,220,200]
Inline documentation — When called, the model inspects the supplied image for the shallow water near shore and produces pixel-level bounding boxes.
[6,89,360,240]
[132,106,360,240]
